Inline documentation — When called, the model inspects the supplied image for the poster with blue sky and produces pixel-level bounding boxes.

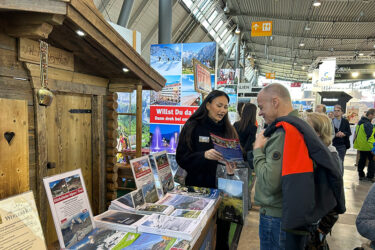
[182,42,216,74]
[149,42,217,153]
[150,44,182,75]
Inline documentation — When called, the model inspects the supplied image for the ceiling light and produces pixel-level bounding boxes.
[313,0,321,7]
[359,53,364,56]
[294,62,297,66]
[305,24,311,31]
[373,44,375,48]
[373,72,375,77]
[351,72,359,77]
[302,66,306,70]
[235,25,241,34]
[76,30,85,36]
[122,67,129,73]
[308,73,313,78]
[223,3,230,13]
[299,42,305,47]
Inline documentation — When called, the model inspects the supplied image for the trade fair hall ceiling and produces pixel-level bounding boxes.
[94,0,375,81]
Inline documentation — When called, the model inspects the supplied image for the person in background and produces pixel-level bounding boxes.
[354,108,375,182]
[304,112,342,250]
[233,103,257,166]
[315,104,327,114]
[237,102,245,119]
[356,183,375,249]
[332,104,352,165]
[176,90,238,250]
[328,111,334,119]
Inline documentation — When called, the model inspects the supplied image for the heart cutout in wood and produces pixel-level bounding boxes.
[4,132,15,145]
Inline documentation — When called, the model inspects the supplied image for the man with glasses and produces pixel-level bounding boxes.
[332,104,352,165]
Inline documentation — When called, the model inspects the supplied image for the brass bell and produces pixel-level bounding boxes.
[37,87,54,106]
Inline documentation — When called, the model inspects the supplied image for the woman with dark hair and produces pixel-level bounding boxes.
[237,102,245,118]
[233,103,257,164]
[176,90,238,189]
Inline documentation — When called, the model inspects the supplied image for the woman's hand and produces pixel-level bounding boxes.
[204,149,223,161]
[225,161,237,175]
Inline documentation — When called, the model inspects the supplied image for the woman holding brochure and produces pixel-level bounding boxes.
[176,90,238,188]
[176,90,238,250]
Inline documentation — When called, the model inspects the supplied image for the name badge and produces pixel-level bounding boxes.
[199,136,210,143]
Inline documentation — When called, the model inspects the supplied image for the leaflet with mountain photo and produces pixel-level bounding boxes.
[70,228,139,250]
[157,193,214,212]
[43,169,95,249]
[136,203,174,215]
[130,156,159,203]
[138,214,201,241]
[152,151,175,195]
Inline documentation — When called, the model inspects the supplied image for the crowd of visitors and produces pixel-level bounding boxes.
[175,84,375,250]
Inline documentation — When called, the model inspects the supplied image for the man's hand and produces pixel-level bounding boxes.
[254,130,268,149]
[204,149,223,161]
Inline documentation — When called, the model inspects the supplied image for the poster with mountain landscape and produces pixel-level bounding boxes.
[150,44,182,75]
[149,42,217,154]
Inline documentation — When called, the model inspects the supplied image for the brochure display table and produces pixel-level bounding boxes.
[46,197,222,250]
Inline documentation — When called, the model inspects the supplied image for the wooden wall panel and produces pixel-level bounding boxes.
[0,98,29,198]
[0,32,36,197]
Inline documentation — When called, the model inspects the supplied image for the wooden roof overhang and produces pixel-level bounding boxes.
[0,0,166,91]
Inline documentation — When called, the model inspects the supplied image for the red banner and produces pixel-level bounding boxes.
[150,105,198,125]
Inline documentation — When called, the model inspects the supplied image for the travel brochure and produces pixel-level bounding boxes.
[138,214,202,241]
[136,203,175,215]
[130,156,159,203]
[217,177,244,224]
[210,133,244,163]
[171,185,220,199]
[0,191,47,250]
[157,193,215,212]
[170,209,205,220]
[70,229,139,250]
[153,151,175,195]
[93,210,147,233]
[43,169,95,249]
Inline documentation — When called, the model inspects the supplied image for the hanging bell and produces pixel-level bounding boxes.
[37,87,54,106]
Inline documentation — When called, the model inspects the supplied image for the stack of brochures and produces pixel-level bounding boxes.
[109,188,174,215]
[137,213,202,241]
[93,210,147,233]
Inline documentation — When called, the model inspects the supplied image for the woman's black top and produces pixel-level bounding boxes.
[233,121,257,160]
[176,117,225,188]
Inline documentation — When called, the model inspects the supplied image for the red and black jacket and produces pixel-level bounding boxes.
[264,115,346,230]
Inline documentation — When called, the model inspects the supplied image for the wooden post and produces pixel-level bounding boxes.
[136,84,142,157]
[91,95,105,214]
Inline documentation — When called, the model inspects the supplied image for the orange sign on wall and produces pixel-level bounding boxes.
[265,73,275,79]
[251,21,272,37]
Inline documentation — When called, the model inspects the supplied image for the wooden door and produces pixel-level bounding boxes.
[45,93,92,245]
